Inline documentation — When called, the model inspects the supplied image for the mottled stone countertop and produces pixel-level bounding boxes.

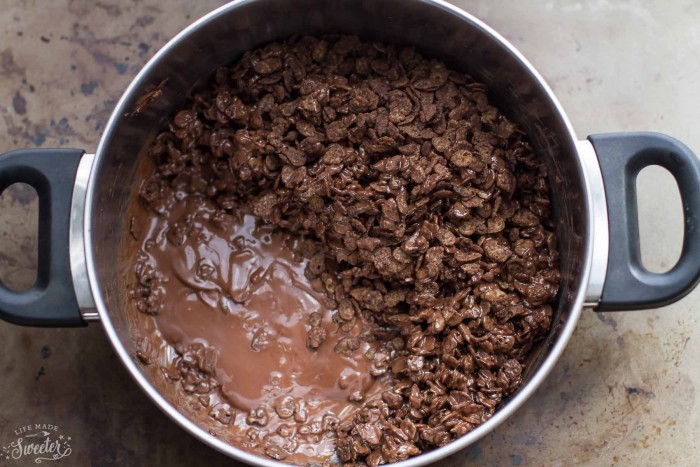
[1,1,698,466]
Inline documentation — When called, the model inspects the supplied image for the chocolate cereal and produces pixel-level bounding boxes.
[131,35,560,465]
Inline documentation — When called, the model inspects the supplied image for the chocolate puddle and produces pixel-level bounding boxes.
[144,197,376,411]
[131,194,384,462]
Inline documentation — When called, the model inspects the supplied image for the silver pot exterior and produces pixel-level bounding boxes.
[83,1,605,465]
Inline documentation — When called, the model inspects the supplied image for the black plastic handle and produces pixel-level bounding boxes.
[0,149,86,326]
[589,132,700,311]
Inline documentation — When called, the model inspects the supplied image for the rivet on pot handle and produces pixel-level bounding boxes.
[0,149,87,327]
[589,132,700,311]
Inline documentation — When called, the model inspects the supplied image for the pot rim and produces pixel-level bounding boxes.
[84,0,594,465]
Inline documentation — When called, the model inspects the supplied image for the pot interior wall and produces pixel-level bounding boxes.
[90,0,588,430]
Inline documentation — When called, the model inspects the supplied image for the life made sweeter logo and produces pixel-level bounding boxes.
[0,424,72,463]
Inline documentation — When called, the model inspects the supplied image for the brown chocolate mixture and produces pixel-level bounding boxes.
[143,203,378,411]
[129,35,560,465]
[131,198,387,463]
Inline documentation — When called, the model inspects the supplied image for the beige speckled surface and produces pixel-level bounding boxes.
[0,1,698,466]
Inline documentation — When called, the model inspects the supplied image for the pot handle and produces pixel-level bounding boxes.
[588,132,700,311]
[0,149,87,327]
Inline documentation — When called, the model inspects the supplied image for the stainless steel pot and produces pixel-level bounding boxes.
[1,1,699,466]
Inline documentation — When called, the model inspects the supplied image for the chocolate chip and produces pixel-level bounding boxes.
[210,403,234,425]
[274,396,296,419]
[307,326,327,350]
[247,407,270,427]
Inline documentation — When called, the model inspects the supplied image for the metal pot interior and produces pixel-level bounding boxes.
[86,0,590,464]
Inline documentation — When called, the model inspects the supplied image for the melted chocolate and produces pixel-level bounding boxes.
[131,195,383,462]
